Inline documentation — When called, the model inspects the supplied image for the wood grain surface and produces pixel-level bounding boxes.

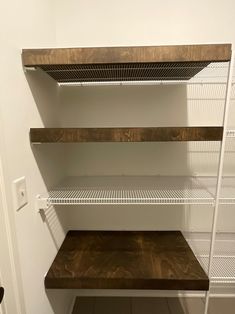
[30,127,223,143]
[45,231,209,290]
[22,44,231,65]
[22,44,231,82]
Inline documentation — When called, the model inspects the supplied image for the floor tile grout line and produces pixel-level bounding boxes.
[130,297,133,314]
[92,297,96,314]
[166,298,172,314]
[200,297,208,314]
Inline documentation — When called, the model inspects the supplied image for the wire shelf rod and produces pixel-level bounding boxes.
[58,81,235,87]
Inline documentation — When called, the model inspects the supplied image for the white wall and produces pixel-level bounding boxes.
[1,1,235,313]
[0,1,71,313]
[55,0,235,47]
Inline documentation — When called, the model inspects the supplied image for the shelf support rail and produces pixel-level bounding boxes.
[204,50,235,314]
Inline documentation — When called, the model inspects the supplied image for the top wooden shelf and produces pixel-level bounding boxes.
[22,44,231,83]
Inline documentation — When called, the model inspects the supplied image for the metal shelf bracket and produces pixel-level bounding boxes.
[36,195,49,212]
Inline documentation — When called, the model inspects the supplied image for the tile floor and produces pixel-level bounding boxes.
[72,297,235,314]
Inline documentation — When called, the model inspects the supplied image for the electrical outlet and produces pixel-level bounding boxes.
[12,177,28,211]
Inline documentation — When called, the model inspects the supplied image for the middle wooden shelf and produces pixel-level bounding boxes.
[30,127,223,143]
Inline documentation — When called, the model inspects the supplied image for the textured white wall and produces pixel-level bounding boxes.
[55,0,235,47]
[0,1,70,313]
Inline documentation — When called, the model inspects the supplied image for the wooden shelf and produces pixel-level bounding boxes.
[45,230,209,290]
[30,127,223,143]
[22,44,231,82]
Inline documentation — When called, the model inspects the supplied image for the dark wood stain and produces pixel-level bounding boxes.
[45,231,209,290]
[22,44,231,82]
[22,44,231,65]
[30,127,223,143]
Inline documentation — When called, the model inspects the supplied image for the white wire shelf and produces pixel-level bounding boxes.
[226,129,235,138]
[37,176,235,208]
[200,255,235,284]
[186,233,235,285]
[55,62,230,85]
[24,59,232,86]
[198,176,235,204]
[38,176,215,207]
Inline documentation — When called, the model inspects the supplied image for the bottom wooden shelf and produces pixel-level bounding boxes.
[45,231,209,291]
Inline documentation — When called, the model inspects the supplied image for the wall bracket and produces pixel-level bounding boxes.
[36,195,49,212]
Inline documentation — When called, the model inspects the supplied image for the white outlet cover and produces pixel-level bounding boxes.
[12,177,28,211]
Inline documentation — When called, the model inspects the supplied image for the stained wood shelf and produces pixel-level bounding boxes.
[22,44,231,82]
[30,127,223,143]
[45,230,209,290]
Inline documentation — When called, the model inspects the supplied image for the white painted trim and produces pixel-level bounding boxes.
[62,289,235,299]
[0,159,24,313]
[0,112,26,313]
[68,296,76,314]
